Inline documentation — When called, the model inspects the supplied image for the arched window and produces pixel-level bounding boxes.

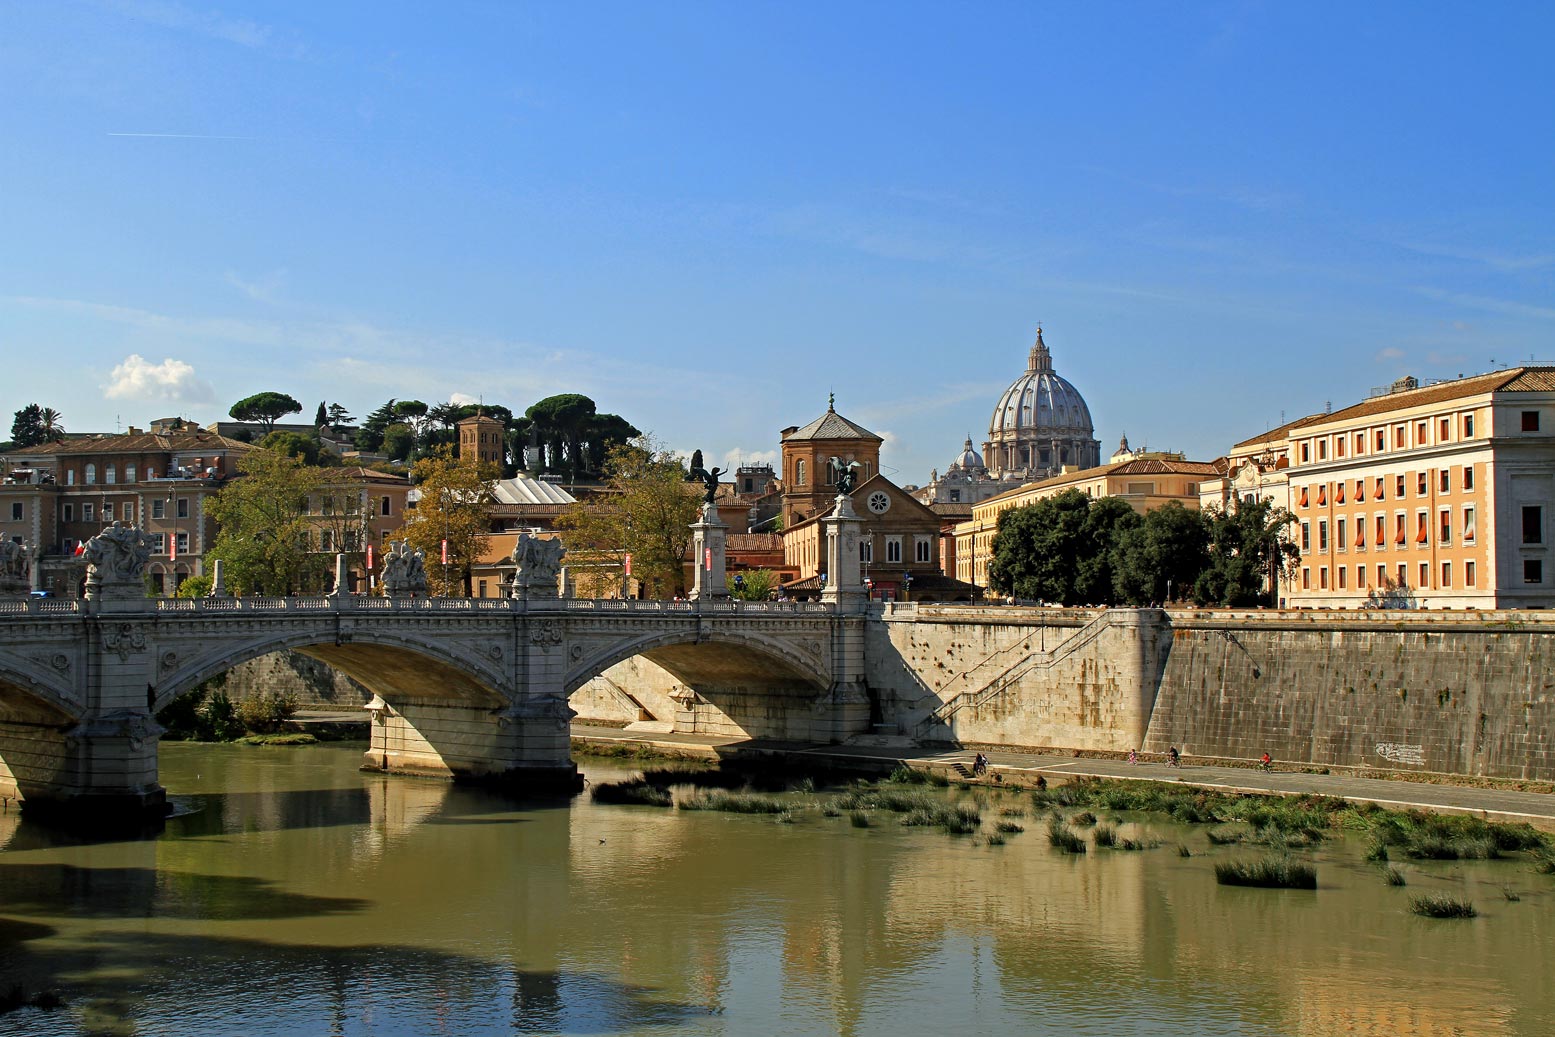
[796,459,806,486]
[85,464,96,484]
[126,464,137,483]
[106,465,117,485]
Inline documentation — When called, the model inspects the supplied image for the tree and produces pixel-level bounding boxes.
[395,446,498,596]
[314,401,328,428]
[987,489,1141,605]
[229,392,302,434]
[555,438,700,598]
[175,574,214,599]
[10,404,65,447]
[1111,501,1210,605]
[393,400,429,445]
[526,394,596,475]
[206,450,339,595]
[356,399,398,453]
[1192,496,1300,607]
[381,423,415,462]
[326,403,353,434]
[585,413,642,474]
[259,429,322,466]
[729,569,778,601]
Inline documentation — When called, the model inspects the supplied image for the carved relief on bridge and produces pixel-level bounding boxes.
[102,623,149,663]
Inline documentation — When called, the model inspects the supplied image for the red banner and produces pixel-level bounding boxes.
[366,545,374,570]
[441,539,449,565]
[704,548,711,571]
[624,553,632,576]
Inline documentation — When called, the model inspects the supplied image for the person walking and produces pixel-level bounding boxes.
[1167,746,1180,768]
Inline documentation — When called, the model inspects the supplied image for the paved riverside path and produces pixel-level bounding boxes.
[571,724,1555,826]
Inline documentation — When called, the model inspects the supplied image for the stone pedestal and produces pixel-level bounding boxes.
[326,554,348,599]
[821,495,867,610]
[210,558,232,598]
[691,502,729,600]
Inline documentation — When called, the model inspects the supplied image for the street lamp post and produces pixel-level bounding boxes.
[166,488,176,597]
[441,489,451,596]
[903,571,913,603]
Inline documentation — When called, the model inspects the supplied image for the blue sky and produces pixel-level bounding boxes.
[3,1,1552,481]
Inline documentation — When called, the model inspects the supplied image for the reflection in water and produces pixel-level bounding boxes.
[0,744,1550,1036]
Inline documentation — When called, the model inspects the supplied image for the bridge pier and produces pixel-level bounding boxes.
[363,694,580,793]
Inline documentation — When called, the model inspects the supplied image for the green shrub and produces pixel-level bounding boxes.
[1206,826,1244,846]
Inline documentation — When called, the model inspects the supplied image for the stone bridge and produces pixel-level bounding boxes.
[0,595,868,823]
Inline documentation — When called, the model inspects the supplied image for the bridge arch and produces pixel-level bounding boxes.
[565,628,831,742]
[152,628,512,715]
[0,647,82,722]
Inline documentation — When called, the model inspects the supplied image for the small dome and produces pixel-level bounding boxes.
[988,329,1095,437]
[949,436,985,473]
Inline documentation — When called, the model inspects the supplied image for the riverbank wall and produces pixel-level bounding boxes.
[865,606,1555,783]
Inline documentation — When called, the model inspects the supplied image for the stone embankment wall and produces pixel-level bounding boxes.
[212,650,372,711]
[866,605,1554,782]
[865,605,1170,752]
[1144,610,1555,781]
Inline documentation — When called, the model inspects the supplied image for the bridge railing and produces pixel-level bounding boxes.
[0,595,835,617]
[0,597,84,616]
[136,596,835,615]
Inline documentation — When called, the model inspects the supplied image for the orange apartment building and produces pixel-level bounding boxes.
[953,456,1222,591]
[1282,368,1555,609]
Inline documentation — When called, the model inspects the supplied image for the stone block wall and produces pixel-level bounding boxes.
[211,650,372,711]
[866,605,1168,751]
[1144,611,1555,780]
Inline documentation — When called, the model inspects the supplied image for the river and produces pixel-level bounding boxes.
[1,742,1550,1036]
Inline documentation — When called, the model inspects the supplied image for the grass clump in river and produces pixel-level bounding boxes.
[1410,894,1476,919]
[237,732,318,746]
[1384,866,1408,887]
[1031,778,1550,862]
[994,820,1025,834]
[1214,855,1317,889]
[887,765,950,786]
[1047,818,1087,854]
[901,804,981,835]
[591,779,673,807]
[1093,824,1117,848]
[679,790,790,814]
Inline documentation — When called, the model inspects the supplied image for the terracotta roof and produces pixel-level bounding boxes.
[335,466,410,485]
[783,403,882,442]
[24,431,255,456]
[1230,414,1325,451]
[1306,368,1555,428]
[928,502,974,519]
[727,533,784,552]
[978,456,1222,508]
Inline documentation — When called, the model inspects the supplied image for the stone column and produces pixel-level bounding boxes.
[821,495,866,609]
[691,502,729,600]
[813,496,871,741]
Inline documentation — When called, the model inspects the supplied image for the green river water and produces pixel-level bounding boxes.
[1,743,1551,1036]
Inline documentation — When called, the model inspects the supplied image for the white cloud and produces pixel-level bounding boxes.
[448,392,480,406]
[1374,347,1406,363]
[103,354,215,404]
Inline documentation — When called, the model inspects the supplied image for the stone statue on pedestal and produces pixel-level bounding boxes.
[0,539,29,597]
[510,533,566,599]
[83,521,154,600]
[687,449,725,505]
[830,456,862,497]
[381,540,428,598]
